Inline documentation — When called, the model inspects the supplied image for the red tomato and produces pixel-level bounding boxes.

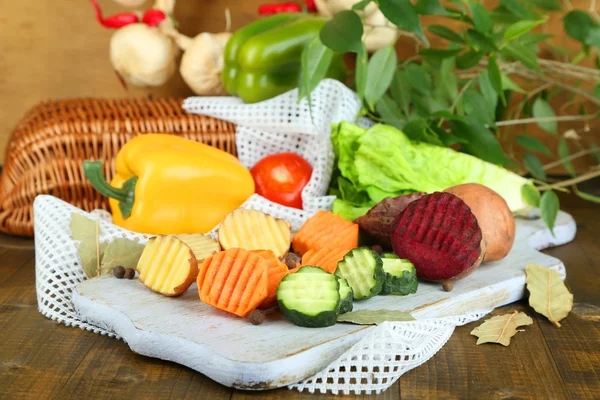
[250,153,313,209]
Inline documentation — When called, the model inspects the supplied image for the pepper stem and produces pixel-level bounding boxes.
[83,160,138,219]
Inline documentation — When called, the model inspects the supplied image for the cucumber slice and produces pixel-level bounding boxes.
[337,276,353,314]
[381,252,399,259]
[335,248,384,300]
[381,258,418,296]
[277,266,340,327]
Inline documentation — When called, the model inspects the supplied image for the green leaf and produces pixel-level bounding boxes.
[523,152,547,180]
[376,95,405,130]
[337,309,415,325]
[462,90,494,126]
[101,238,145,275]
[478,70,498,113]
[563,10,596,44]
[530,0,561,11]
[429,123,467,146]
[427,25,464,42]
[450,119,509,164]
[532,98,558,134]
[403,118,429,141]
[404,63,432,94]
[415,0,450,16]
[469,2,493,33]
[390,70,411,116]
[592,143,600,164]
[557,139,576,177]
[500,0,533,19]
[487,54,506,106]
[365,46,398,110]
[503,43,542,72]
[490,6,522,25]
[521,184,541,207]
[352,0,372,10]
[518,33,554,46]
[456,50,485,69]
[298,37,334,102]
[437,57,458,103]
[70,213,102,241]
[515,135,553,157]
[540,190,559,235]
[573,185,600,204]
[501,73,526,93]
[320,10,364,53]
[378,0,428,44]
[466,29,498,52]
[419,48,461,62]
[504,19,546,42]
[355,44,368,99]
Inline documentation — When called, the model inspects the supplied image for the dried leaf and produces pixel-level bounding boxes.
[70,213,102,241]
[470,311,533,346]
[355,193,425,249]
[78,236,108,279]
[101,238,145,275]
[337,309,415,325]
[526,263,573,327]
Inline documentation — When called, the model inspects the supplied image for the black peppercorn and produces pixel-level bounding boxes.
[113,266,125,279]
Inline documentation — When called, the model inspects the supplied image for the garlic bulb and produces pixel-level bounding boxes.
[112,0,147,7]
[314,0,399,52]
[179,32,232,96]
[109,23,177,87]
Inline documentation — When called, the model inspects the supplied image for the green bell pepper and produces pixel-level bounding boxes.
[222,13,347,103]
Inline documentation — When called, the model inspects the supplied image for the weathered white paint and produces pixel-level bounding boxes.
[72,210,576,390]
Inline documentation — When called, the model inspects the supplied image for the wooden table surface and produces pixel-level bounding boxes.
[0,191,598,400]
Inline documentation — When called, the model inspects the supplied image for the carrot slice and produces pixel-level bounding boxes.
[197,248,268,317]
[301,247,348,274]
[251,250,289,309]
[292,210,359,255]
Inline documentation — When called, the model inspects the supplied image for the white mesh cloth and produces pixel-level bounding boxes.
[34,195,491,395]
[34,81,491,394]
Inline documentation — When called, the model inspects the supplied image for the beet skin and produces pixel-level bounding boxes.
[391,192,485,282]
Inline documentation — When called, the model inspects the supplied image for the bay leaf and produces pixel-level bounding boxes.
[470,311,533,346]
[78,236,108,279]
[526,263,573,327]
[101,238,145,275]
[70,213,102,241]
[337,309,415,325]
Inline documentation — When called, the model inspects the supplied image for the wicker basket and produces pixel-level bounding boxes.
[0,98,237,237]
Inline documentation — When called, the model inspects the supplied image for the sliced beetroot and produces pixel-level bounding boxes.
[355,193,425,249]
[391,192,485,282]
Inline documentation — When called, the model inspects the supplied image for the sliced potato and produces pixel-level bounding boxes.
[136,235,198,296]
[218,208,291,258]
[175,233,220,263]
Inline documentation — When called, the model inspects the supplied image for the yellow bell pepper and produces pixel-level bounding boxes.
[83,134,255,235]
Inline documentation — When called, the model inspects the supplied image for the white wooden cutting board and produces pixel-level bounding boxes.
[72,211,576,390]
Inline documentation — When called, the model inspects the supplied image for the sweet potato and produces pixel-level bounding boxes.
[292,210,358,256]
[251,250,289,309]
[197,248,268,317]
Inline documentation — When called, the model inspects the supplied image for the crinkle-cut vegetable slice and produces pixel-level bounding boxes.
[175,233,220,263]
[380,258,418,296]
[391,192,485,282]
[292,210,359,256]
[197,248,268,317]
[277,266,340,328]
[218,208,292,258]
[136,235,198,296]
[301,247,348,274]
[251,250,290,309]
[335,248,384,300]
[337,276,353,314]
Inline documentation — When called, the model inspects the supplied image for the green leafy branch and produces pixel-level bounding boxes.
[299,0,600,230]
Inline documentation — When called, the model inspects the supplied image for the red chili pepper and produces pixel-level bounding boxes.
[90,0,139,29]
[142,9,167,27]
[305,0,317,12]
[258,2,302,16]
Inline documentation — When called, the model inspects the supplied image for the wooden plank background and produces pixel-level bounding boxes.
[1,0,599,169]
